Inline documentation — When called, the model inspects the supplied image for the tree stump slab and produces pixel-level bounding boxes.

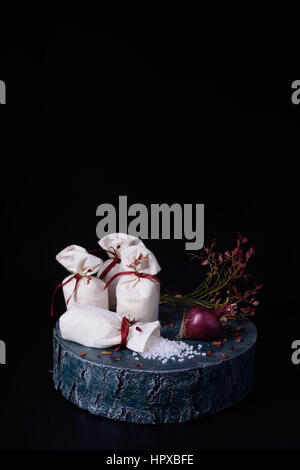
[53,306,257,424]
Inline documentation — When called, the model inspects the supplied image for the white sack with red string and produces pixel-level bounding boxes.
[116,245,161,322]
[56,245,109,310]
[97,233,146,310]
[59,304,161,353]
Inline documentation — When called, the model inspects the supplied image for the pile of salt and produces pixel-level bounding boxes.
[133,337,207,364]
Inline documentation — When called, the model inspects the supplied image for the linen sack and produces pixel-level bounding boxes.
[116,245,161,322]
[97,233,145,310]
[59,304,161,353]
[56,244,109,309]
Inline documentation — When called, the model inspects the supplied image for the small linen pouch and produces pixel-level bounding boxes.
[59,304,161,353]
[115,245,161,322]
[56,244,108,310]
[97,233,145,310]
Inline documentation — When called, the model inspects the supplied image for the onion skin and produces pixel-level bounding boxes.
[184,306,223,340]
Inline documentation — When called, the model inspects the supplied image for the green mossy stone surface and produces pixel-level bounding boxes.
[53,305,257,424]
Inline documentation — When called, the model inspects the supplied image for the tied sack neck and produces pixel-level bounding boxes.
[104,246,180,296]
[51,270,93,317]
[114,316,136,351]
[98,247,121,280]
[51,244,104,317]
[96,232,146,280]
[88,246,121,280]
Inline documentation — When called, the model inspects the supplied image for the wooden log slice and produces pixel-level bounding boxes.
[53,305,256,424]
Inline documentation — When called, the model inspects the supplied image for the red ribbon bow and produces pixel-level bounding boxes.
[51,246,119,318]
[51,270,92,317]
[114,316,136,351]
[88,247,121,280]
[99,255,121,280]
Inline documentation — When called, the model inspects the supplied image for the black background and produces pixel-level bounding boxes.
[0,24,299,452]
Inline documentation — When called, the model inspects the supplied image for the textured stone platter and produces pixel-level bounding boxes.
[53,306,257,424]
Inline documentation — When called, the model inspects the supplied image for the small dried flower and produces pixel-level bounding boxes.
[235,336,244,343]
[161,234,262,321]
[212,341,222,348]
[232,326,244,332]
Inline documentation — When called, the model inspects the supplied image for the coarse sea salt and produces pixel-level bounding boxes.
[140,336,203,363]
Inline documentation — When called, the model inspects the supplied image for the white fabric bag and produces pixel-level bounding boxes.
[97,233,146,310]
[116,245,161,322]
[59,304,161,353]
[56,245,109,310]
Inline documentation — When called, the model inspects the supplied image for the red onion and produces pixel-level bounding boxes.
[180,306,223,340]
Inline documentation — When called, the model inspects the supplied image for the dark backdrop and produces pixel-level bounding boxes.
[0,24,299,451]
